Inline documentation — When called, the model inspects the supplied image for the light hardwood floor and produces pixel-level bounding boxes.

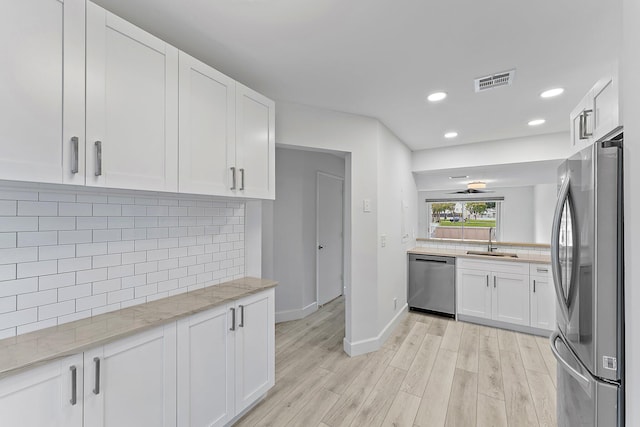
[236,297,557,427]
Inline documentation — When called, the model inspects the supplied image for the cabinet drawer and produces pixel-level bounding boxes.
[457,257,529,275]
[530,263,551,277]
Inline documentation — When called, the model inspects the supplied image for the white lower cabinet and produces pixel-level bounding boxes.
[530,265,556,330]
[457,259,554,333]
[0,288,275,427]
[176,289,275,427]
[84,324,177,427]
[0,354,83,427]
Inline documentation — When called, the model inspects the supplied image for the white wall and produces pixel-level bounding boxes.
[275,102,416,353]
[412,132,571,173]
[276,102,380,346]
[266,147,345,321]
[533,184,557,244]
[418,186,535,243]
[622,0,639,422]
[376,123,418,335]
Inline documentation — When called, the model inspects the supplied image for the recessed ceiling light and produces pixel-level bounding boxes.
[427,92,447,102]
[528,119,546,126]
[540,88,564,98]
[444,131,458,139]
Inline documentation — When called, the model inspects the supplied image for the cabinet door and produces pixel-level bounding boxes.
[0,0,85,185]
[592,74,620,141]
[86,2,178,192]
[0,354,83,427]
[84,324,177,427]
[235,83,275,199]
[177,304,235,427]
[178,52,236,196]
[492,272,530,326]
[569,95,592,155]
[530,274,556,331]
[235,289,275,413]
[456,268,491,319]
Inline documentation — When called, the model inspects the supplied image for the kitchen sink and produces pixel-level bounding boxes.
[466,250,518,258]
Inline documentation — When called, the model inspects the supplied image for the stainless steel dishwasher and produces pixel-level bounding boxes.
[408,254,456,317]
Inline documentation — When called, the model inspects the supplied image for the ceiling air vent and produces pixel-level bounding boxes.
[474,69,516,92]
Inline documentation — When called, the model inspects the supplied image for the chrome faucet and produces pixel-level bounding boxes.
[488,227,498,252]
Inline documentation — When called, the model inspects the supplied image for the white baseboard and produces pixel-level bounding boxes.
[275,302,318,323]
[343,303,408,357]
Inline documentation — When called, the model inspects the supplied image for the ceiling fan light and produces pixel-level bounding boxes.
[467,181,486,189]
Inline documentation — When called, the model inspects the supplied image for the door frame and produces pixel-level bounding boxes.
[316,171,345,307]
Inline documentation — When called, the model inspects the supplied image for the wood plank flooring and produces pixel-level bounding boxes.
[235,297,557,427]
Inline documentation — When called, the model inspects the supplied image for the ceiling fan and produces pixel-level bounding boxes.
[449,181,495,194]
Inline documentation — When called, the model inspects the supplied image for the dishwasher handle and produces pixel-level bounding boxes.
[410,254,456,265]
[414,258,448,264]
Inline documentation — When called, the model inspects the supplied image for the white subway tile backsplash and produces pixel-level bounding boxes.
[0,200,16,216]
[58,257,92,273]
[39,216,76,231]
[17,260,57,278]
[38,272,75,290]
[38,301,75,320]
[0,184,245,336]
[17,231,58,247]
[17,289,57,310]
[17,201,57,216]
[39,245,76,261]
[59,202,92,217]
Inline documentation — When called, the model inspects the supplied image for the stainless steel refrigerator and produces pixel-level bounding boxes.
[550,133,624,426]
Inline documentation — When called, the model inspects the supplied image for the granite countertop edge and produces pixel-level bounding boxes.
[407,247,551,264]
[0,277,277,379]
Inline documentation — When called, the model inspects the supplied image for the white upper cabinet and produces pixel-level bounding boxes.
[0,354,83,427]
[178,52,236,196]
[0,0,85,185]
[86,2,178,192]
[235,84,276,199]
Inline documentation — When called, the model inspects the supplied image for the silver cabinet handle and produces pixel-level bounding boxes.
[493,276,496,288]
[579,111,585,140]
[583,109,593,138]
[486,275,489,287]
[93,357,101,395]
[71,137,79,174]
[230,307,236,331]
[239,168,245,191]
[230,167,237,190]
[70,365,77,405]
[533,279,536,293]
[239,304,245,328]
[94,141,102,177]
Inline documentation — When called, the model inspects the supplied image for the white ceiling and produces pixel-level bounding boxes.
[414,160,562,191]
[94,0,621,151]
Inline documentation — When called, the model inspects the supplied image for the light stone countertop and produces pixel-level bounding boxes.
[407,247,551,264]
[0,277,277,379]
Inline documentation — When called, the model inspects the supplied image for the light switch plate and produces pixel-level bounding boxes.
[381,234,387,247]
[363,199,371,212]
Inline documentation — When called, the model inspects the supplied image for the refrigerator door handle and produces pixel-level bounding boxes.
[551,174,572,322]
[550,331,591,390]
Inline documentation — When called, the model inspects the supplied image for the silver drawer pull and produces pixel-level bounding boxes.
[486,275,489,287]
[230,167,237,190]
[71,137,79,174]
[70,365,77,405]
[493,276,496,288]
[239,168,245,191]
[95,141,102,177]
[93,357,101,395]
[533,279,537,293]
[239,304,245,327]
[230,307,236,331]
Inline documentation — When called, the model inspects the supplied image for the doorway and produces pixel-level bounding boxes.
[316,172,344,306]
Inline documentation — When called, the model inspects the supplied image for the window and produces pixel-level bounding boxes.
[425,199,502,241]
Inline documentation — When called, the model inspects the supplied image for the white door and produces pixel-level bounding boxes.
[235,83,275,199]
[84,324,177,427]
[317,172,344,306]
[86,2,178,192]
[235,289,275,414]
[177,304,235,427]
[178,52,236,196]
[0,0,85,184]
[492,272,530,326]
[530,274,556,331]
[457,268,492,319]
[0,354,83,427]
